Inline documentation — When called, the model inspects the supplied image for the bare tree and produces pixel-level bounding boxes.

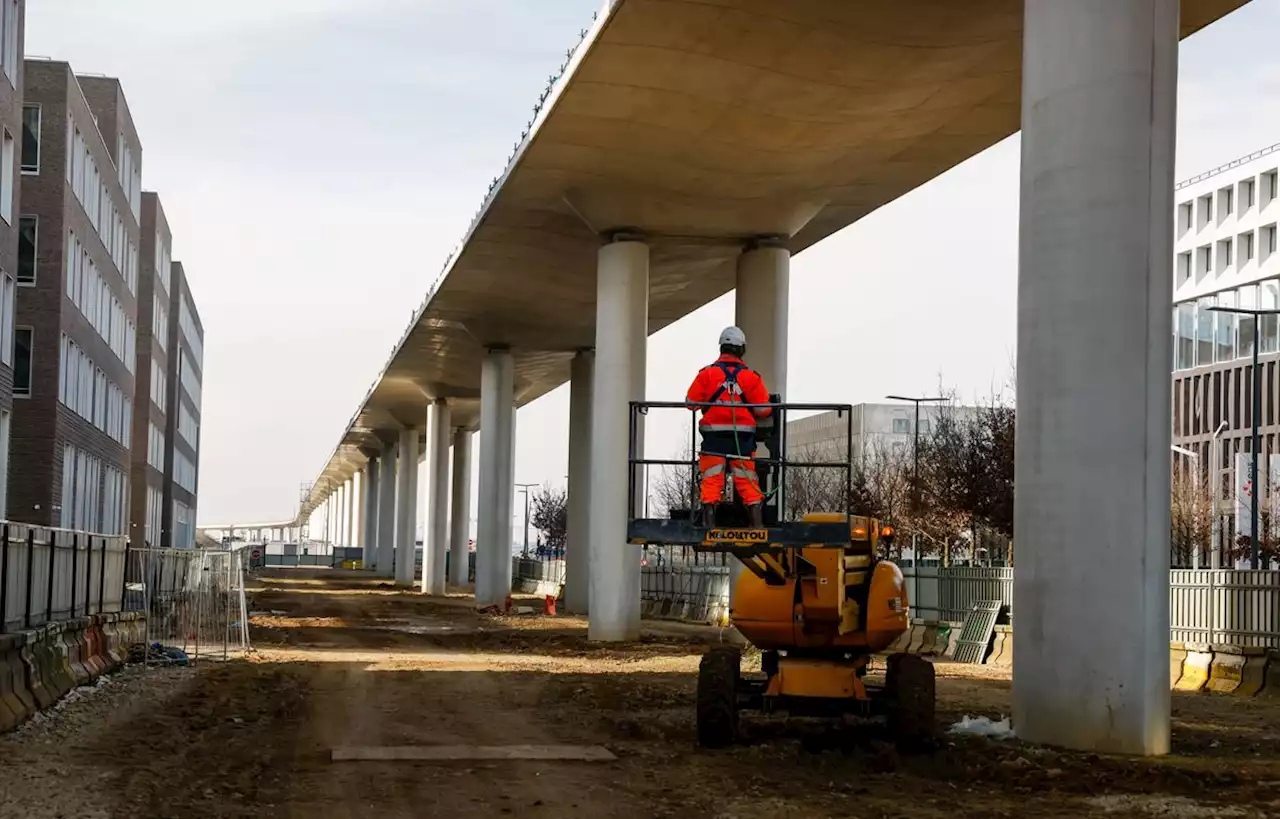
[1170,466,1212,568]
[783,443,848,519]
[531,484,568,558]
[647,446,697,518]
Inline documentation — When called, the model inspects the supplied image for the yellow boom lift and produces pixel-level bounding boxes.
[627,399,935,747]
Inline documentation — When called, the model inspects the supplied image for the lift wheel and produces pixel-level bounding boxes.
[696,647,741,748]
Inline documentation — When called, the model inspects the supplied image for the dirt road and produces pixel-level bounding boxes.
[3,568,1279,818]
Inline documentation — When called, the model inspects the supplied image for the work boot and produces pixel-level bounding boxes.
[701,504,716,528]
[748,503,764,529]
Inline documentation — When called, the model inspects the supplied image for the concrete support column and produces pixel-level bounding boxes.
[565,349,594,614]
[345,475,356,549]
[588,236,647,641]
[476,348,516,608]
[423,400,452,595]
[338,483,349,547]
[732,238,791,612]
[362,459,378,568]
[735,238,789,396]
[376,444,397,576]
[394,428,420,586]
[1014,0,1177,755]
[449,429,473,588]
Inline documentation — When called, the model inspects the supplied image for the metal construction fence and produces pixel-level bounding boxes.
[0,522,128,633]
[123,546,250,662]
[1169,569,1280,649]
[639,546,732,624]
[903,566,1016,624]
[904,566,1280,650]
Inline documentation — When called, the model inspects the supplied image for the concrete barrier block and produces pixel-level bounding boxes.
[918,623,941,655]
[984,630,1006,666]
[20,641,55,710]
[3,634,35,716]
[906,624,927,654]
[84,625,108,677]
[61,628,89,685]
[1207,652,1246,694]
[992,627,1013,667]
[1238,651,1269,697]
[44,627,75,699]
[942,622,963,659]
[1169,646,1187,689]
[1262,651,1280,698]
[102,619,126,666]
[0,634,30,732]
[1175,650,1212,692]
[885,627,911,655]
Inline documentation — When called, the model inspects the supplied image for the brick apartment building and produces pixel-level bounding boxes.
[0,0,23,518]
[163,261,202,548]
[129,191,171,546]
[8,59,141,533]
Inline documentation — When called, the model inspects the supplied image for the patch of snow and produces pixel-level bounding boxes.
[949,714,1016,740]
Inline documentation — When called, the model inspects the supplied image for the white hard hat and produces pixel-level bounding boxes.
[719,326,746,347]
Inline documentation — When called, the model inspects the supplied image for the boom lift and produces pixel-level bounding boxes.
[627,399,936,748]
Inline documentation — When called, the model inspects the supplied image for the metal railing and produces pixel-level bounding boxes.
[628,400,855,523]
[0,522,129,633]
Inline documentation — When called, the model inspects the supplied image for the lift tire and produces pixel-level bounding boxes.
[885,652,936,748]
[697,646,741,748]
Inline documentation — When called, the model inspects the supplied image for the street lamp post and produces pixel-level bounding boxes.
[886,395,947,565]
[1208,306,1280,569]
[515,483,537,557]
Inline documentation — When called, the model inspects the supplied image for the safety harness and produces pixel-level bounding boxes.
[699,360,759,499]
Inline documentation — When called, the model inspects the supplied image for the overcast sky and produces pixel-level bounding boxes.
[25,1,1280,528]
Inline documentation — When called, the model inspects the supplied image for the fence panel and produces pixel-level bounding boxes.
[1,523,129,633]
[124,546,250,662]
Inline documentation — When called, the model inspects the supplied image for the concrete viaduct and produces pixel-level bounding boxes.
[286,0,1249,754]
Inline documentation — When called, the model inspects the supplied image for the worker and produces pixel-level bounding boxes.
[686,326,772,528]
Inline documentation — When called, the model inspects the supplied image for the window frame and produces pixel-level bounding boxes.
[17,213,35,284]
[0,272,12,366]
[0,127,14,225]
[0,0,16,88]
[13,324,31,397]
[20,103,39,175]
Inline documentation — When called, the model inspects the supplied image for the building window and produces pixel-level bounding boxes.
[0,0,16,87]
[1241,178,1256,210]
[1266,171,1280,206]
[20,105,38,174]
[1177,251,1192,285]
[0,272,11,365]
[1177,202,1193,236]
[1218,186,1233,220]
[0,128,13,224]
[17,215,34,283]
[0,409,8,518]
[14,325,30,396]
[1265,224,1279,261]
[1197,297,1217,365]
[892,418,911,434]
[1240,231,1256,263]
[1197,245,1212,276]
[1198,194,1213,229]
[1217,237,1233,272]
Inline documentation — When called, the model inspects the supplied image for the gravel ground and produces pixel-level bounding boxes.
[2,569,1279,818]
[0,664,200,819]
